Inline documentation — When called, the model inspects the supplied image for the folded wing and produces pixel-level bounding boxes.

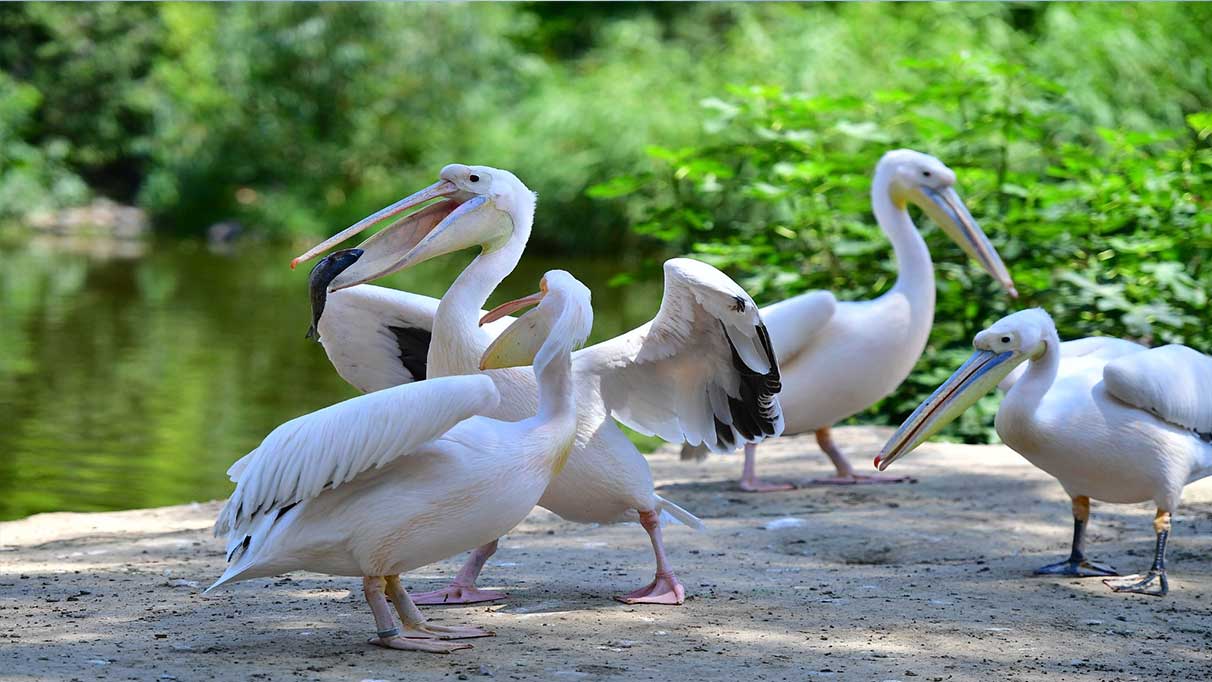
[216,374,500,536]
[1103,344,1212,438]
[313,284,515,393]
[576,258,783,452]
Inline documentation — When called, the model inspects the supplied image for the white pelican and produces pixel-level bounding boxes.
[877,308,1212,596]
[207,270,594,653]
[291,164,782,605]
[681,149,1018,491]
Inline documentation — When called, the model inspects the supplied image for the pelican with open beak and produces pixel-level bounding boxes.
[291,164,525,293]
[288,164,783,607]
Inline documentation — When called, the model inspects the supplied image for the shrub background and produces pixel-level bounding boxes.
[2,2,1209,441]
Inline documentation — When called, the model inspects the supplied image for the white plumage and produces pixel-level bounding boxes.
[315,284,515,392]
[208,269,593,652]
[1104,344,1212,437]
[999,336,1145,391]
[294,164,780,605]
[879,307,1212,596]
[681,149,1016,490]
[215,374,498,537]
[583,258,782,449]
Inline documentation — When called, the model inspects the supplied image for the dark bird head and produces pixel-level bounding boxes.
[306,248,363,342]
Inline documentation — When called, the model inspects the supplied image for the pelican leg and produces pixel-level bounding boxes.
[809,427,914,485]
[1104,510,1170,597]
[383,576,494,640]
[614,510,686,605]
[411,540,508,605]
[363,576,473,653]
[1034,496,1118,577]
[739,442,796,493]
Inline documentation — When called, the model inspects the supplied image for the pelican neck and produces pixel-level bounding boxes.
[870,169,936,313]
[428,211,533,378]
[1004,330,1061,419]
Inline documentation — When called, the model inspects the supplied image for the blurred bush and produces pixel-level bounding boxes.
[592,55,1211,442]
[2,3,1208,257]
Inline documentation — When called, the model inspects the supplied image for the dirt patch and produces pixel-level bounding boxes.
[2,427,1211,681]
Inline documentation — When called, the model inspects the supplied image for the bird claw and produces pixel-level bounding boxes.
[402,624,495,640]
[369,635,474,654]
[1104,571,1168,597]
[411,585,507,605]
[738,477,797,493]
[808,473,914,485]
[1034,558,1119,578]
[614,573,685,605]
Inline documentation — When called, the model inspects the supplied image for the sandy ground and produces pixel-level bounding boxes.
[3,426,1212,682]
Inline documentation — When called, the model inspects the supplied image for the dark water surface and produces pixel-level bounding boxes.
[0,237,662,520]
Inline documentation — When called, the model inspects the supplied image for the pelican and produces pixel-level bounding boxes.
[877,308,1212,596]
[207,270,594,653]
[681,149,1018,491]
[291,164,782,605]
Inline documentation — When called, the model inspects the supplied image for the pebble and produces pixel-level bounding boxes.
[763,517,807,530]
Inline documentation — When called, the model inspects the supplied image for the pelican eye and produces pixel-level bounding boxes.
[469,174,481,183]
[1000,336,1011,344]
[922,170,932,177]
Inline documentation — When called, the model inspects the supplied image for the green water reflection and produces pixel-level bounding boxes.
[0,237,662,520]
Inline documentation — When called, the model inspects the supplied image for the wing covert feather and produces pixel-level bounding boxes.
[316,284,515,393]
[1104,344,1212,436]
[216,374,499,535]
[576,258,783,452]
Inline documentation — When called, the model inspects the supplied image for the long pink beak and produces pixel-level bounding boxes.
[289,179,459,269]
[480,291,545,326]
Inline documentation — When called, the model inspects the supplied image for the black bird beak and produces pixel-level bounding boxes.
[306,248,364,342]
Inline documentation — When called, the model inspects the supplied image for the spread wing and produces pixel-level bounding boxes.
[312,284,515,393]
[215,374,500,536]
[999,336,1146,391]
[575,258,783,452]
[1103,344,1212,438]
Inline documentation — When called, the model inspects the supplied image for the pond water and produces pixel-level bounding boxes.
[0,236,663,520]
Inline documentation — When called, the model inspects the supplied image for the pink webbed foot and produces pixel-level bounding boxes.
[410,584,507,606]
[808,472,915,485]
[739,477,798,493]
[614,573,685,606]
[402,623,495,640]
[369,635,474,654]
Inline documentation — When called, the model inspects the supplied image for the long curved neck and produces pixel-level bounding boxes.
[1004,330,1061,418]
[532,342,575,423]
[872,168,935,312]
[428,206,533,377]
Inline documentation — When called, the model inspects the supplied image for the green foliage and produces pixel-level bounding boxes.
[3,3,1208,252]
[0,71,89,214]
[593,55,1212,443]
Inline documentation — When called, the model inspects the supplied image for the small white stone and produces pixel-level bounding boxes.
[763,517,807,530]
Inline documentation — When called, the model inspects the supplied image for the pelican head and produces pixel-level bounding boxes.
[879,149,1018,298]
[479,270,593,371]
[875,308,1053,471]
[290,164,535,291]
[304,247,364,342]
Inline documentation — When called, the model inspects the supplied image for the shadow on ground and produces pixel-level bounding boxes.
[2,427,1211,681]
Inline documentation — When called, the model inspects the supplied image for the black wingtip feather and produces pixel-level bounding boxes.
[720,321,782,446]
[388,326,432,381]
